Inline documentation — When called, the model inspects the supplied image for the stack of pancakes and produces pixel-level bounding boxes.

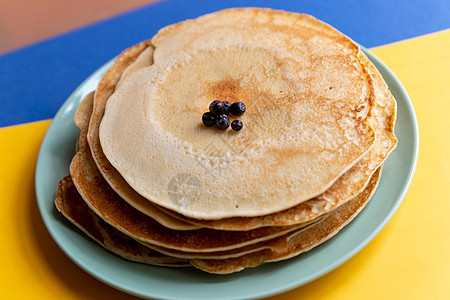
[55,8,397,274]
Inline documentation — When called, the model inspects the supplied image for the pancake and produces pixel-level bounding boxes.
[141,216,323,260]
[54,176,189,267]
[56,163,381,271]
[55,164,380,271]
[98,8,376,219]
[71,94,306,252]
[191,166,382,273]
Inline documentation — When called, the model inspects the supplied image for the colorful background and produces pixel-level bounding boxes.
[1,0,449,299]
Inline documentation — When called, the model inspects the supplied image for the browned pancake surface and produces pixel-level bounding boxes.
[55,175,189,267]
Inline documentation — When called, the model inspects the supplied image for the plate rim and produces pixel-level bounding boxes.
[35,48,419,300]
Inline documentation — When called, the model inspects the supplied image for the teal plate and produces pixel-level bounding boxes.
[35,49,419,300]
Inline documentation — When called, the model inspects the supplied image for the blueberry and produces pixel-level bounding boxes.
[231,120,243,131]
[202,112,216,127]
[215,114,230,130]
[229,102,246,116]
[222,101,231,114]
[209,100,225,115]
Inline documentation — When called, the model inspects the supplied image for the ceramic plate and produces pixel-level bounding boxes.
[35,49,418,300]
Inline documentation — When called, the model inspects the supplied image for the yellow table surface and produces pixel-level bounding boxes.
[1,29,449,299]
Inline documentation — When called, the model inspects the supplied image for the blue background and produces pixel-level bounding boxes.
[1,0,449,127]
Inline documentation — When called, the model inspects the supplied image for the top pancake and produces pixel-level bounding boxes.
[99,8,376,219]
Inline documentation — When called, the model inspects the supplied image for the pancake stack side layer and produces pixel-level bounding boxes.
[55,8,397,274]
